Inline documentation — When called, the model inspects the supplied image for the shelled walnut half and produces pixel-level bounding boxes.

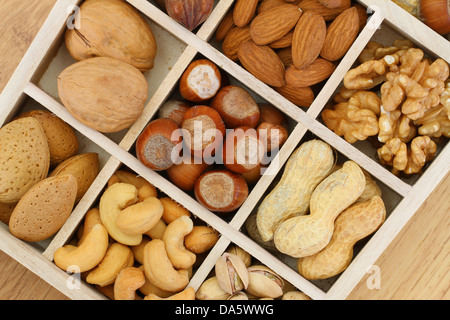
[377,136,437,175]
[322,91,381,143]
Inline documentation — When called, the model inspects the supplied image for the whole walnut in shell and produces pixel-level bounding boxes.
[57,57,148,133]
[65,0,157,72]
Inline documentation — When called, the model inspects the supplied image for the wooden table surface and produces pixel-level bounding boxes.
[0,0,448,301]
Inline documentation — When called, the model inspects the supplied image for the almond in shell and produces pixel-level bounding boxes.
[0,202,16,225]
[9,174,78,242]
[50,153,100,203]
[238,40,286,88]
[250,4,302,46]
[16,110,79,167]
[0,117,50,204]
[320,7,360,61]
[286,58,336,87]
[292,11,326,69]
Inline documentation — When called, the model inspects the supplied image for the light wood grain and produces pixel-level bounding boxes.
[0,0,448,301]
[0,0,55,92]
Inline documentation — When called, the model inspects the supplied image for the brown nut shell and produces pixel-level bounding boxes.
[194,170,249,213]
[210,85,260,129]
[180,60,222,103]
[9,174,78,242]
[57,57,148,133]
[0,117,50,204]
[165,0,214,31]
[50,153,99,202]
[16,110,79,167]
[136,118,183,171]
[65,0,157,72]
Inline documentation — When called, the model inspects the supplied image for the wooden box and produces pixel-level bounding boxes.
[0,0,449,300]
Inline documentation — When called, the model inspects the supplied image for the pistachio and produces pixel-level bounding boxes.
[226,245,252,267]
[227,291,249,300]
[215,253,249,295]
[196,276,230,300]
[246,265,284,299]
[282,291,311,300]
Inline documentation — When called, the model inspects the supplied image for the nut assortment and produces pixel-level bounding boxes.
[322,41,450,175]
[214,0,367,108]
[1,0,449,302]
[136,58,291,214]
[54,170,219,300]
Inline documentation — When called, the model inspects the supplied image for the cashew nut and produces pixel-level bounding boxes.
[139,266,173,298]
[144,287,196,300]
[162,215,196,270]
[113,267,146,300]
[54,224,109,273]
[109,170,157,201]
[131,236,151,265]
[143,239,189,293]
[144,218,167,239]
[86,242,134,287]
[77,208,102,245]
[99,183,142,246]
[115,196,164,236]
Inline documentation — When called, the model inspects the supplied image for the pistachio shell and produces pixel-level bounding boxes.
[215,253,249,294]
[282,291,311,300]
[226,245,252,267]
[246,265,284,299]
[227,292,249,300]
[196,277,230,300]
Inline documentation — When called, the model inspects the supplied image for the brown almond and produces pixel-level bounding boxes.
[269,31,294,49]
[275,85,315,108]
[319,0,351,9]
[292,11,326,69]
[222,26,252,61]
[215,10,235,42]
[16,109,79,167]
[277,47,294,67]
[298,0,346,21]
[238,40,286,88]
[258,0,289,14]
[286,58,336,87]
[320,7,360,61]
[233,0,259,27]
[250,4,302,46]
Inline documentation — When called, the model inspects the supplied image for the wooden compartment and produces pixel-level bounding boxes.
[0,0,449,300]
